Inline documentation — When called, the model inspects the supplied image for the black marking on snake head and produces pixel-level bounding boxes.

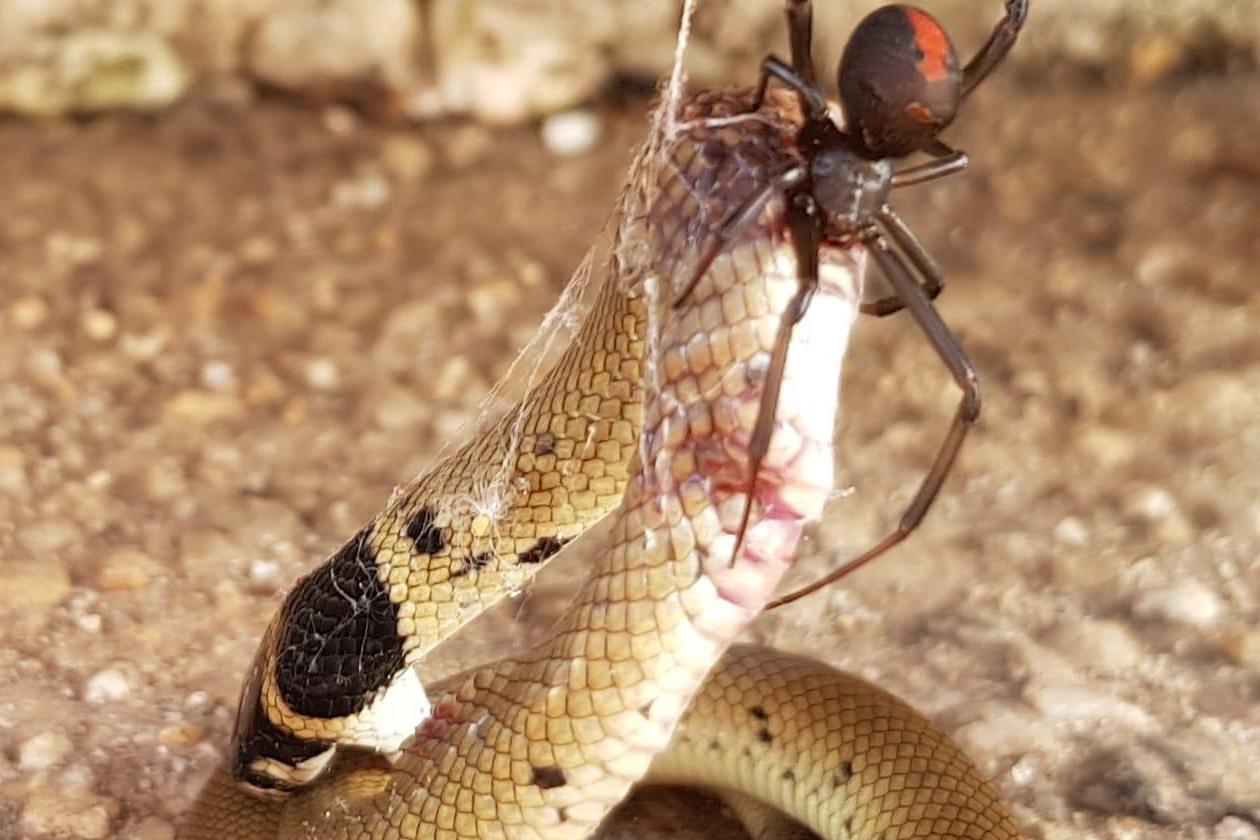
[757,727,774,744]
[405,506,445,556]
[709,739,721,751]
[834,760,853,787]
[748,705,769,721]
[518,536,568,565]
[531,765,567,789]
[781,769,796,783]
[845,816,856,835]
[451,551,495,579]
[533,433,556,455]
[272,525,405,719]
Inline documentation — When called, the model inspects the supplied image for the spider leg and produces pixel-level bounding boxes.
[961,0,1030,99]
[730,193,822,567]
[860,206,947,316]
[768,227,979,607]
[785,0,817,84]
[890,143,970,190]
[753,56,829,120]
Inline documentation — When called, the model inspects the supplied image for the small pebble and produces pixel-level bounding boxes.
[1216,627,1260,668]
[81,308,118,341]
[122,817,176,840]
[1127,33,1185,85]
[442,124,493,169]
[1215,817,1260,840]
[1133,581,1224,628]
[18,731,74,771]
[239,235,278,265]
[1024,683,1153,728]
[381,134,435,181]
[304,358,339,390]
[84,668,131,703]
[11,295,50,329]
[97,548,163,591]
[541,109,602,156]
[158,723,205,747]
[0,560,72,610]
[1044,618,1144,675]
[322,105,358,136]
[0,444,29,496]
[200,360,238,392]
[163,389,245,424]
[1053,516,1089,546]
[18,518,81,553]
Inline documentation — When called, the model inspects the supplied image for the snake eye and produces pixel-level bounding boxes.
[838,4,961,158]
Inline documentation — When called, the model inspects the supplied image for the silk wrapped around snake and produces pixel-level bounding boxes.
[177,83,1025,840]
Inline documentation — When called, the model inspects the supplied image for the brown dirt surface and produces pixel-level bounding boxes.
[1,73,1259,839]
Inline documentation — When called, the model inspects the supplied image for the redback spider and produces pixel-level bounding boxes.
[672,1,1029,605]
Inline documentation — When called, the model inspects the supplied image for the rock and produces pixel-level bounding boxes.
[246,0,416,96]
[1052,516,1090,547]
[331,170,391,210]
[123,817,177,840]
[1045,617,1145,676]
[20,787,117,839]
[200,360,238,393]
[541,109,603,156]
[18,731,74,771]
[238,235,278,266]
[304,358,340,391]
[83,668,131,703]
[1133,581,1224,628]
[0,444,29,496]
[441,124,494,169]
[158,723,205,747]
[381,134,435,181]
[97,547,164,591]
[0,30,187,117]
[1127,33,1187,85]
[1216,627,1260,668]
[9,295,49,329]
[81,308,117,342]
[1024,682,1154,729]
[0,559,73,611]
[162,390,245,425]
[17,518,81,553]
[1215,817,1260,839]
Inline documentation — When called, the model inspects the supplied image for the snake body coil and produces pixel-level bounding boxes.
[179,90,1024,840]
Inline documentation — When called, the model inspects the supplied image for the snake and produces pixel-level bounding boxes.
[177,87,1025,839]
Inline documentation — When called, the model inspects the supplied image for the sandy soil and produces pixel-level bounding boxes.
[0,72,1258,839]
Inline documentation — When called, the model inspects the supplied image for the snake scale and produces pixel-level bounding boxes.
[178,83,1024,839]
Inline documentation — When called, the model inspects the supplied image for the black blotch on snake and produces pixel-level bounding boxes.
[834,760,854,787]
[273,525,406,719]
[518,536,568,565]
[451,551,495,579]
[405,506,445,555]
[531,765,567,789]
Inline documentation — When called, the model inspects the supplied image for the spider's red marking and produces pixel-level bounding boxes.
[906,7,951,82]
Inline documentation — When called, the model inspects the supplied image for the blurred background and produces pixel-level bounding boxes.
[1,1,1258,838]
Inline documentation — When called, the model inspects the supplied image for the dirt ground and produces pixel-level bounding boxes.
[1,68,1259,840]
